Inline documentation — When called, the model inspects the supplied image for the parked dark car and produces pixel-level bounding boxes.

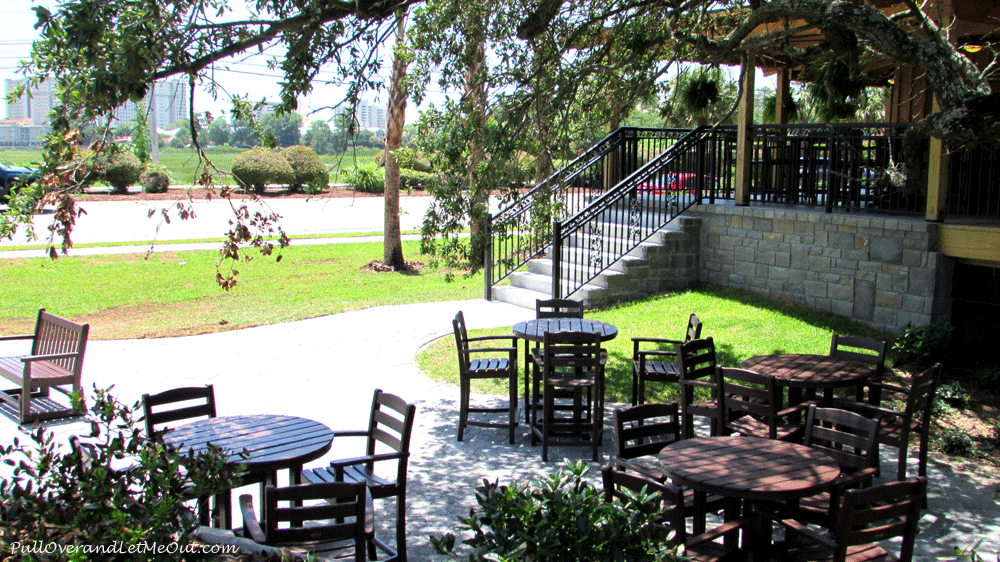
[0,163,42,203]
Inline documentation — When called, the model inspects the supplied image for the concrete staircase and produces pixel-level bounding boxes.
[491,216,703,310]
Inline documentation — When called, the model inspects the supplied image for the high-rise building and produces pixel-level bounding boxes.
[4,78,58,126]
[335,99,387,131]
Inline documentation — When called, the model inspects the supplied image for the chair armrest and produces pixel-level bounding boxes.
[680,380,715,390]
[239,494,266,543]
[686,516,751,545]
[329,451,406,470]
[461,346,518,355]
[610,456,667,482]
[776,402,811,418]
[834,467,879,490]
[865,380,909,396]
[21,352,82,363]
[465,335,518,346]
[330,429,369,438]
[775,517,836,549]
[634,349,679,359]
[0,334,34,342]
[631,337,683,345]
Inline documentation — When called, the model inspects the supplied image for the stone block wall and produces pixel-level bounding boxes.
[690,205,952,334]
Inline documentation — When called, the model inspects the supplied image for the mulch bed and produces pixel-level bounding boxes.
[362,260,425,272]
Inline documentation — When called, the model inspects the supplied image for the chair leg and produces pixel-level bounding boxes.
[632,372,639,406]
[457,378,468,441]
[508,374,517,445]
[542,384,552,462]
[897,440,910,481]
[395,493,407,562]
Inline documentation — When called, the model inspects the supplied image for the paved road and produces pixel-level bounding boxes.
[0,192,434,252]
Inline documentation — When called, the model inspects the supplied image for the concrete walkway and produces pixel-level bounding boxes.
[0,299,998,560]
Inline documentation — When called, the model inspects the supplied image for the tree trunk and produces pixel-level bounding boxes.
[383,10,408,270]
[466,35,490,266]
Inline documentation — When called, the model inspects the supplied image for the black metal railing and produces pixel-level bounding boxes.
[747,123,924,214]
[486,122,1000,302]
[484,127,690,298]
[550,126,736,298]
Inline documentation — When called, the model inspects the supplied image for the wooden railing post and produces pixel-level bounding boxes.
[735,56,755,206]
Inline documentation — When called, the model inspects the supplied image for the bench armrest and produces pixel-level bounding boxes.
[21,352,82,363]
[0,334,34,342]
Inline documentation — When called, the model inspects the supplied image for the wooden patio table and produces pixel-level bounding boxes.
[741,353,873,407]
[659,435,841,561]
[164,414,334,529]
[512,318,618,424]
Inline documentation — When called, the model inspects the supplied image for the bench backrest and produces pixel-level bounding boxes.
[32,308,89,377]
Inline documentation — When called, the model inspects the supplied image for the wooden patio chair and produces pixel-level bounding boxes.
[452,311,518,444]
[631,313,703,405]
[677,337,722,438]
[535,298,584,319]
[779,405,881,530]
[141,384,217,440]
[302,389,416,562]
[773,477,926,562]
[612,402,726,535]
[530,330,604,462]
[0,308,89,424]
[239,481,372,562]
[715,366,806,442]
[602,464,748,562]
[830,334,887,401]
[831,363,942,480]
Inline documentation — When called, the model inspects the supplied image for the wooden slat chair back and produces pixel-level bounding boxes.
[716,367,805,442]
[832,363,942,480]
[776,477,926,562]
[788,405,881,528]
[630,313,703,405]
[530,330,604,462]
[141,385,217,439]
[830,334,887,377]
[452,311,518,443]
[239,481,370,562]
[677,337,721,438]
[0,308,90,424]
[302,389,416,562]
[535,298,584,319]
[613,402,683,471]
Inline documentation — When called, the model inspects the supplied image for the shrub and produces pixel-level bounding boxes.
[400,168,438,191]
[231,148,296,194]
[892,322,953,367]
[141,165,172,193]
[431,462,683,561]
[344,165,384,193]
[101,151,143,194]
[936,426,976,456]
[0,386,242,561]
[281,145,329,193]
[937,380,970,408]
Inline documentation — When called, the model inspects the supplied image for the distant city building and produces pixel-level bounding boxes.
[335,99,387,130]
[3,77,190,146]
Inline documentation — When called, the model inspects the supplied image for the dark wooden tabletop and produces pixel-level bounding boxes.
[512,318,619,343]
[659,436,841,502]
[741,353,872,390]
[164,414,334,474]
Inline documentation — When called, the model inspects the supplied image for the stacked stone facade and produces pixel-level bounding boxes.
[691,205,951,334]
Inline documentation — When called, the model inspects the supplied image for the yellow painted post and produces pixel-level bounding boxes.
[926,97,947,222]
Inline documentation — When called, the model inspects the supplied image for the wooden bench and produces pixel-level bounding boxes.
[0,308,89,424]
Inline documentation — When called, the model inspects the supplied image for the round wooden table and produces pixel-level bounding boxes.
[512,318,618,424]
[742,353,873,408]
[660,436,840,560]
[165,414,334,528]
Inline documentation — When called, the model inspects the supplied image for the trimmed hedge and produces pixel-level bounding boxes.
[140,166,171,193]
[231,148,295,194]
[281,145,329,193]
[101,151,143,194]
[400,168,437,191]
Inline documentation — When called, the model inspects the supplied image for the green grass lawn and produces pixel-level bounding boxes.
[418,286,887,405]
[0,239,480,339]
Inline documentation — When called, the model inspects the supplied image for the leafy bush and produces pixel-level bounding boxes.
[431,462,683,562]
[101,151,143,194]
[977,366,1000,389]
[937,380,970,408]
[344,165,384,193]
[400,168,438,191]
[141,165,172,193]
[376,147,433,173]
[0,387,242,561]
[892,323,953,367]
[936,427,976,456]
[280,145,329,193]
[231,148,296,194]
